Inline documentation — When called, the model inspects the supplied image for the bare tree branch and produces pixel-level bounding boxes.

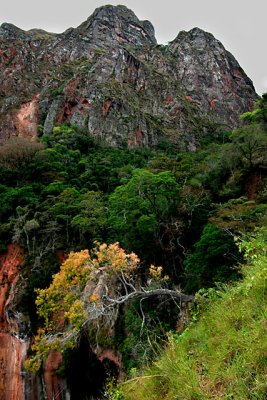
[104,287,195,305]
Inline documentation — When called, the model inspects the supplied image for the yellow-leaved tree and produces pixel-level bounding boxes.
[25,242,194,372]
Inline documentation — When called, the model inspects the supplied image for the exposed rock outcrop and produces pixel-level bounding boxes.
[0,245,26,400]
[0,5,257,147]
[43,352,67,400]
[168,27,256,129]
[0,245,69,400]
[0,5,260,399]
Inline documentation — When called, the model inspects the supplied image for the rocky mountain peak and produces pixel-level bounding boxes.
[167,27,256,128]
[0,23,26,40]
[0,6,257,147]
[89,4,142,24]
[76,4,156,46]
[169,26,235,59]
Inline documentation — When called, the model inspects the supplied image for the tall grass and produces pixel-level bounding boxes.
[121,230,267,399]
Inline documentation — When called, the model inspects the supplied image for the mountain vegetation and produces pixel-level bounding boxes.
[0,89,266,398]
[120,227,267,399]
[0,5,266,398]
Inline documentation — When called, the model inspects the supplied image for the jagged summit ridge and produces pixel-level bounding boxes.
[0,22,26,39]
[0,5,156,46]
[73,4,157,46]
[0,5,257,146]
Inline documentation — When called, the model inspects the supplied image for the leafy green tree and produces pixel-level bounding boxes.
[11,206,39,255]
[210,197,267,234]
[79,146,155,193]
[241,93,267,126]
[0,185,40,219]
[71,190,107,245]
[184,223,238,292]
[49,187,80,246]
[108,169,180,261]
[42,123,95,155]
[228,93,267,172]
[230,124,267,170]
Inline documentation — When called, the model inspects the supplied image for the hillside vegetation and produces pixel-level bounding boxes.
[0,93,266,398]
[120,228,267,399]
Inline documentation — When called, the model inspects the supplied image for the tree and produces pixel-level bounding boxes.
[108,169,180,260]
[241,93,267,126]
[184,223,238,292]
[230,93,267,170]
[210,197,267,234]
[0,138,44,171]
[49,187,80,246]
[70,190,107,245]
[25,243,194,372]
[230,125,267,170]
[0,138,45,187]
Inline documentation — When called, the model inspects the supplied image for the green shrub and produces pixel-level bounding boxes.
[121,228,267,399]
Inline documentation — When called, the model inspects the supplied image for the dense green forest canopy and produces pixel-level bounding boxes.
[0,94,266,393]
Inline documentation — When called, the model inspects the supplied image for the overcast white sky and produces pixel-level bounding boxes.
[1,0,266,95]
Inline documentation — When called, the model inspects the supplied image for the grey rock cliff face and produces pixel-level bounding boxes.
[168,27,256,129]
[0,5,257,147]
[77,5,157,46]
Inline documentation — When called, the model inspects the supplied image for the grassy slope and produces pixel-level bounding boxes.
[122,231,267,400]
